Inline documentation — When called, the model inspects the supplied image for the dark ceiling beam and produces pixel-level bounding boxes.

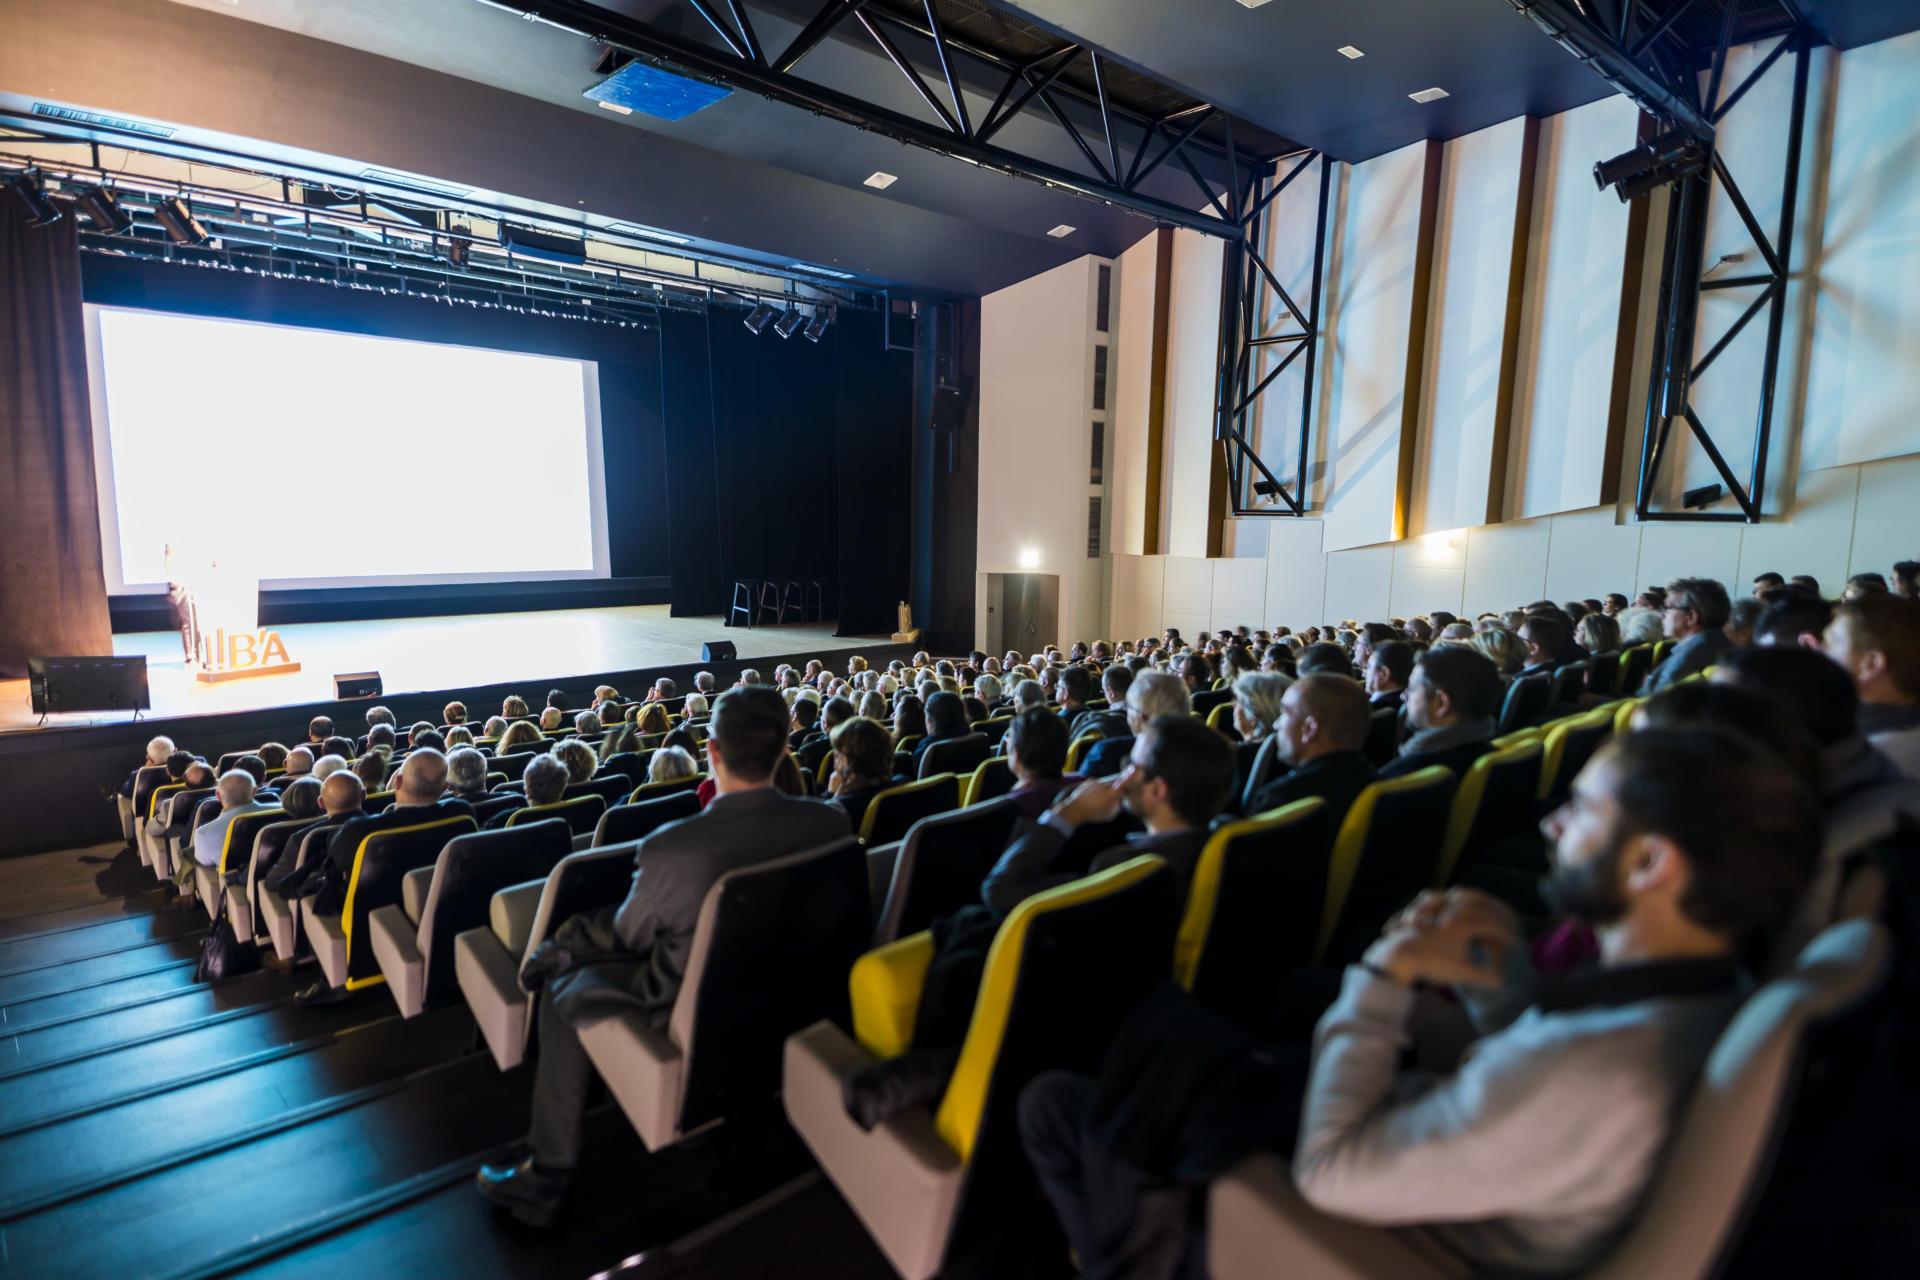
[502,0,1250,237]
[1504,0,1716,141]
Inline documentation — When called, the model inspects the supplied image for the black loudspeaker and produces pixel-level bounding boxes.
[701,640,737,663]
[334,671,383,699]
[28,656,150,714]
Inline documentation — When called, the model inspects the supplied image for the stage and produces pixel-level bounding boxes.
[0,605,909,858]
[2,604,889,733]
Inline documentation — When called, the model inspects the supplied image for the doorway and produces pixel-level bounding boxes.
[985,573,1060,657]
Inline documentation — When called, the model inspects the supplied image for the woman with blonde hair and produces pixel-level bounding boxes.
[648,745,699,782]
[497,719,544,755]
[1575,611,1621,656]
[502,695,529,719]
[552,739,596,785]
[1471,627,1526,677]
[634,702,671,736]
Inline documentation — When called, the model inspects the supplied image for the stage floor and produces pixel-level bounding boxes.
[1,606,886,733]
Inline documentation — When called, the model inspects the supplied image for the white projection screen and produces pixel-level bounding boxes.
[85,306,610,594]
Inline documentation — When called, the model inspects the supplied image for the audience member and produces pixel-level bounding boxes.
[1893,560,1919,600]
[445,746,490,802]
[1382,646,1502,778]
[1643,577,1734,693]
[552,739,596,785]
[351,753,388,794]
[306,716,333,746]
[282,746,314,779]
[443,701,467,726]
[1364,640,1413,711]
[1003,707,1075,821]
[1725,596,1764,647]
[647,745,699,783]
[311,754,348,781]
[1244,674,1378,830]
[1082,671,1191,778]
[1470,627,1524,677]
[503,695,530,719]
[1824,594,1920,777]
[539,707,565,732]
[182,770,275,895]
[497,720,543,755]
[825,716,894,832]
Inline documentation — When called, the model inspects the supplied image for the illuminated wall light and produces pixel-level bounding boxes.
[1018,547,1041,569]
[1418,530,1462,564]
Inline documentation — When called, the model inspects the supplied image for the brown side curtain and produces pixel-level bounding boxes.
[0,196,114,677]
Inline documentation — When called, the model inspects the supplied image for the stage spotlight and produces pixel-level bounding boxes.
[743,301,778,334]
[802,309,831,343]
[154,196,212,246]
[440,235,471,268]
[72,186,133,235]
[1593,127,1706,201]
[4,171,63,228]
[773,307,805,339]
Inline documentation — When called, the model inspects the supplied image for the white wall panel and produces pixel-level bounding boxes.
[1165,231,1223,558]
[1464,517,1552,611]
[1264,519,1329,630]
[1162,555,1214,617]
[1736,464,1860,592]
[1110,236,1158,555]
[1319,142,1427,552]
[1508,95,1640,518]
[1211,557,1268,634]
[1636,522,1743,599]
[1323,545,1394,624]
[1544,505,1644,602]
[1850,453,1920,578]
[1802,29,1920,471]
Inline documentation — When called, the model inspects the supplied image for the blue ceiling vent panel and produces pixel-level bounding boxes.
[586,61,733,121]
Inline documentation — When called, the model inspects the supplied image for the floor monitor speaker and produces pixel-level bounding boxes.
[334,671,384,699]
[701,640,737,663]
[28,656,150,714]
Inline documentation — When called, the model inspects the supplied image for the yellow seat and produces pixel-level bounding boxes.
[858,773,961,844]
[1064,732,1102,773]
[962,755,1014,807]
[1205,702,1236,737]
[1317,767,1457,966]
[1436,741,1543,886]
[1537,706,1615,801]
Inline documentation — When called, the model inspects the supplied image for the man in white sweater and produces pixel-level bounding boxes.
[1020,726,1819,1279]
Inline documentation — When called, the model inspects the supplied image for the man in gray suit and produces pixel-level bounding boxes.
[477,686,849,1224]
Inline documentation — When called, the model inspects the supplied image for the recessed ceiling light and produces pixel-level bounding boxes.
[1047,224,1076,238]
[597,100,633,115]
[1409,87,1449,103]
[1337,45,1365,59]
[864,171,898,189]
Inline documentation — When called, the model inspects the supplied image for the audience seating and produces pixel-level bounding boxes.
[258,822,339,958]
[1613,697,1644,735]
[1546,659,1591,709]
[1618,643,1655,695]
[962,756,1015,807]
[505,795,606,846]
[1205,703,1237,737]
[870,798,1022,945]
[1586,649,1622,696]
[784,856,1179,1280]
[858,773,961,845]
[303,815,477,991]
[456,843,637,1071]
[1435,740,1545,887]
[1362,709,1400,767]
[363,789,395,814]
[367,818,573,1018]
[1175,799,1332,1027]
[137,780,186,872]
[1206,920,1891,1280]
[194,806,285,919]
[566,774,633,808]
[1537,706,1615,802]
[578,836,869,1151]
[230,815,313,945]
[592,791,702,848]
[1064,733,1102,773]
[629,776,704,803]
[917,733,991,781]
[1239,736,1282,812]
[491,751,537,780]
[1497,672,1554,735]
[1316,767,1457,966]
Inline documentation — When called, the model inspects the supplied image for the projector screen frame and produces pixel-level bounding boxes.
[84,303,613,596]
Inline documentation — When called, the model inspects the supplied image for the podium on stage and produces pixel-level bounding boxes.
[166,544,300,683]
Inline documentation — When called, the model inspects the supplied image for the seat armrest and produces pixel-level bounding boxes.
[865,840,903,921]
[490,878,547,953]
[1207,1155,1463,1280]
[578,1010,686,1151]
[849,930,935,1059]
[400,866,434,924]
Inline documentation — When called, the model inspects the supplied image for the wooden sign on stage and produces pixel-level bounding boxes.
[194,628,301,684]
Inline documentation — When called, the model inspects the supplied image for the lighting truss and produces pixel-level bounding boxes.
[495,0,1282,237]
[1510,0,1813,523]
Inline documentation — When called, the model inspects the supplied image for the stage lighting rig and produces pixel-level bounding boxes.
[773,307,805,339]
[802,309,832,343]
[439,235,472,268]
[4,170,63,227]
[154,196,213,246]
[1592,127,1708,202]
[743,301,777,334]
[72,186,133,235]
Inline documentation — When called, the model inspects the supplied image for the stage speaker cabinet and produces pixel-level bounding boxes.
[334,671,384,700]
[29,656,150,715]
[701,640,737,663]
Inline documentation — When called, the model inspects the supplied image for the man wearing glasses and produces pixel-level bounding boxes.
[1642,577,1735,694]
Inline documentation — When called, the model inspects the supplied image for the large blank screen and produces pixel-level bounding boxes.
[87,306,609,593]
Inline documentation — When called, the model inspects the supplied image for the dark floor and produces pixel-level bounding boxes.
[0,841,901,1279]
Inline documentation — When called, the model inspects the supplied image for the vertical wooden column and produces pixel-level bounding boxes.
[1600,113,1656,507]
[1142,228,1174,555]
[1485,116,1542,525]
[1392,139,1446,541]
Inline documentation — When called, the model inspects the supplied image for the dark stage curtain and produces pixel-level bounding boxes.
[661,309,727,619]
[833,310,913,636]
[0,201,114,677]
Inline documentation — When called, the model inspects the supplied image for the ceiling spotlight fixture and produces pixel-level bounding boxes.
[1337,45,1365,59]
[743,301,778,334]
[4,170,63,228]
[1408,87,1449,103]
[1592,127,1708,202]
[72,185,133,234]
[863,171,898,189]
[803,309,832,343]
[154,195,212,246]
[773,307,805,339]
[440,235,471,268]
[1047,224,1076,238]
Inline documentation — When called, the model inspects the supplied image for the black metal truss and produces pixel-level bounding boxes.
[504,0,1280,238]
[1214,150,1332,517]
[1512,0,1813,523]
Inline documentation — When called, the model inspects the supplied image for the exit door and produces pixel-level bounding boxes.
[985,573,1060,656]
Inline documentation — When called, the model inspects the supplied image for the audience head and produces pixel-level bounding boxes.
[1007,707,1069,782]
[925,690,968,738]
[393,747,449,805]
[539,707,564,732]
[1124,671,1192,733]
[974,672,1003,706]
[367,724,397,755]
[1603,592,1630,615]
[552,739,596,785]
[411,729,446,754]
[1101,664,1135,704]
[1274,674,1371,767]
[1296,642,1352,679]
[523,755,569,807]
[352,753,389,793]
[705,687,791,787]
[232,754,267,786]
[1406,646,1503,731]
[1123,716,1235,830]
[445,726,474,749]
[594,684,618,704]
[497,720,543,755]
[257,742,289,771]
[682,692,709,719]
[312,753,348,780]
[323,734,356,761]
[1178,653,1213,693]
[653,677,677,700]
[446,746,488,797]
[1636,681,1822,785]
[1058,665,1095,708]
[661,726,699,757]
[632,703,668,736]
[573,710,601,737]
[1844,572,1890,603]
[1714,645,1859,748]
[1826,594,1920,708]
[1542,728,1817,949]
[367,706,395,729]
[442,701,466,726]
[503,695,530,719]
[268,773,317,822]
[1366,640,1415,695]
[890,693,928,740]
[1754,592,1832,649]
[183,761,215,789]
[830,716,894,789]
[165,748,194,779]
[283,746,314,777]
[320,769,364,818]
[1618,606,1665,646]
[1752,571,1785,591]
[791,696,820,733]
[1574,611,1621,656]
[481,716,508,740]
[1790,574,1821,595]
[694,671,715,694]
[546,689,567,712]
[648,745,699,782]
[1893,560,1920,600]
[856,690,888,721]
[1009,680,1047,715]
[306,716,333,744]
[1517,614,1569,668]
[1231,672,1291,741]
[216,769,257,809]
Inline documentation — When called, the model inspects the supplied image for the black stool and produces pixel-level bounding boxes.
[728,579,757,628]
[806,578,829,622]
[756,579,784,626]
[781,580,806,624]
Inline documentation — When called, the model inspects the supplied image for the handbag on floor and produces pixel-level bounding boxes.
[195,882,261,982]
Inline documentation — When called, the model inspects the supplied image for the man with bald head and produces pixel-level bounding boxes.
[295,747,474,1005]
[1243,673,1379,831]
[180,769,276,897]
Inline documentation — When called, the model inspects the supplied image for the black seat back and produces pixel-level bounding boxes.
[594,791,701,847]
[918,734,992,781]
[967,757,1016,806]
[862,774,961,845]
[567,774,632,807]
[874,798,1022,943]
[1546,660,1590,708]
[1321,768,1457,965]
[219,808,288,877]
[598,753,647,786]
[343,815,476,984]
[420,819,572,1003]
[490,751,537,781]
[1618,643,1655,696]
[167,786,215,828]
[1584,650,1621,696]
[507,795,606,837]
[131,765,170,821]
[1051,813,1145,877]
[1362,707,1401,767]
[674,837,870,1132]
[1498,673,1554,734]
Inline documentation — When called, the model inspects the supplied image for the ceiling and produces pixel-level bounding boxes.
[61,0,1920,298]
